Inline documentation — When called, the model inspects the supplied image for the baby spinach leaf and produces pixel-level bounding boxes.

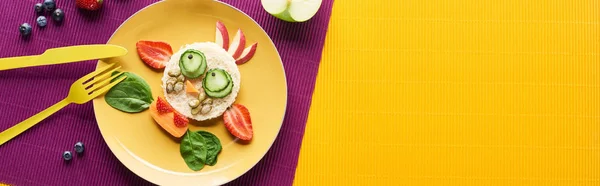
[197,131,222,166]
[105,71,153,113]
[180,130,207,171]
[179,130,223,171]
[105,81,153,113]
[112,71,152,96]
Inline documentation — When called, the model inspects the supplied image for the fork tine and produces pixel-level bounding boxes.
[83,66,122,86]
[88,76,127,98]
[87,71,125,93]
[77,63,117,84]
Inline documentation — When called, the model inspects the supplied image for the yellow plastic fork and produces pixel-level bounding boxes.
[0,63,126,146]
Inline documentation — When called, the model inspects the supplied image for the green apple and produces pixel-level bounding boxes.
[261,0,323,22]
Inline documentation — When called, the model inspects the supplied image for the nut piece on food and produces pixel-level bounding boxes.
[198,91,207,102]
[200,105,212,114]
[191,107,201,115]
[168,69,181,77]
[177,74,185,82]
[202,98,213,105]
[188,99,200,108]
[166,83,174,93]
[174,82,184,92]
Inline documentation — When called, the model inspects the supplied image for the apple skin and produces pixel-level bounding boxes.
[228,29,246,59]
[215,21,230,50]
[261,0,322,22]
[269,10,296,22]
[236,43,258,65]
[214,21,257,65]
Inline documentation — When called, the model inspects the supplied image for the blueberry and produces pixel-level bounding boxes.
[63,151,72,161]
[19,23,32,36]
[36,16,47,27]
[43,0,56,12]
[34,3,44,14]
[74,142,84,154]
[52,9,64,22]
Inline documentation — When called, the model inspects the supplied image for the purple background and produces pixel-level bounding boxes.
[0,0,332,185]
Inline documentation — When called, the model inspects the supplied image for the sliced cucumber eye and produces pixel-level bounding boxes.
[203,68,233,98]
[179,49,207,79]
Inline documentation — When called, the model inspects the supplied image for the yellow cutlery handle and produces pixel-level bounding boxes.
[0,99,70,146]
[0,56,40,71]
[0,44,127,71]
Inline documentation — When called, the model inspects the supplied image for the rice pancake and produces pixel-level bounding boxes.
[161,42,241,121]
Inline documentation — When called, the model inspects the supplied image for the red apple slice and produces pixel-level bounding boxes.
[236,43,258,65]
[215,21,229,50]
[228,29,246,59]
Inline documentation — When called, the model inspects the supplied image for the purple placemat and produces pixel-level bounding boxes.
[0,0,333,185]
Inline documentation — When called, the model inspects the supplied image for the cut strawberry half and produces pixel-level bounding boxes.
[136,41,173,69]
[223,104,253,140]
[156,96,172,114]
[150,96,189,138]
[173,112,189,128]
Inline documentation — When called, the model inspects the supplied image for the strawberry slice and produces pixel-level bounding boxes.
[173,112,189,128]
[156,96,172,114]
[223,104,253,140]
[136,41,173,69]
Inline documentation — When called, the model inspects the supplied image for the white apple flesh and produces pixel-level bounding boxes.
[228,29,246,59]
[236,43,258,65]
[215,21,229,51]
[261,0,322,22]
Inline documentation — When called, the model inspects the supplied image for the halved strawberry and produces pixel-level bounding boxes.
[223,104,253,140]
[150,96,189,138]
[76,0,103,11]
[136,41,173,69]
[156,96,172,114]
[173,112,189,128]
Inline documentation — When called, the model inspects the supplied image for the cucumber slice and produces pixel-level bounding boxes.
[179,49,207,79]
[205,80,233,98]
[203,68,233,98]
[203,69,230,92]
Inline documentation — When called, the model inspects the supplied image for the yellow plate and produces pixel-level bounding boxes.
[91,0,287,185]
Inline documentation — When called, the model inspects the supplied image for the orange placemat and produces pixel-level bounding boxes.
[295,0,599,185]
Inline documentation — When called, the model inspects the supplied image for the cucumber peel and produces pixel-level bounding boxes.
[179,49,207,79]
[203,68,233,98]
[204,69,230,92]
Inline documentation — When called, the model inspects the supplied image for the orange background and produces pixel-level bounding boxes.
[294,0,599,185]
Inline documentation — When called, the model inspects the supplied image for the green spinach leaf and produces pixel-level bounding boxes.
[197,131,222,166]
[105,81,153,112]
[111,71,152,96]
[105,71,153,113]
[180,130,207,171]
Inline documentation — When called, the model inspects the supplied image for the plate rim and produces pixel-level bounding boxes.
[92,0,288,185]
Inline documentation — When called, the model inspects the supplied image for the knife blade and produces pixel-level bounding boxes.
[0,44,127,71]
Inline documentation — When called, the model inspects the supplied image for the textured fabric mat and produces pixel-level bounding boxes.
[0,0,333,185]
[294,0,599,185]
